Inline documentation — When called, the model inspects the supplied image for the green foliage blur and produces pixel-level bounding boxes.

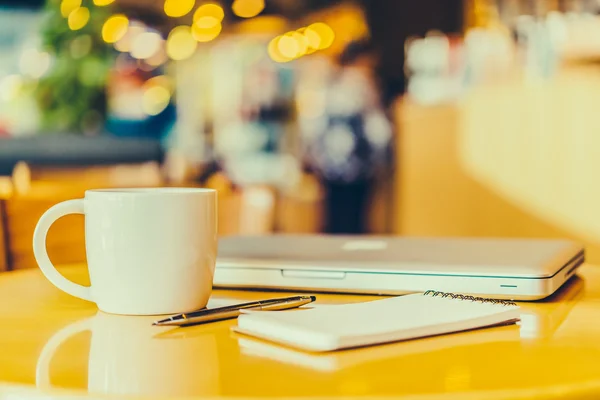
[35,0,116,133]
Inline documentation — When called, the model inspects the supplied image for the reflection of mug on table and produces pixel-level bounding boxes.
[36,312,220,397]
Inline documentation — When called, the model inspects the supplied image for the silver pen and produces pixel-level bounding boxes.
[152,295,316,327]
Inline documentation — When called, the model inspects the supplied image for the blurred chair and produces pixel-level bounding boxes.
[0,201,7,272]
[1,162,166,270]
[204,173,276,236]
[276,173,324,233]
[11,161,163,194]
[204,172,242,236]
[2,185,88,270]
[0,135,165,270]
[238,186,276,235]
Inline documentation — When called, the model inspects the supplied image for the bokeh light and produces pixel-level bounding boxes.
[304,27,321,49]
[164,0,195,18]
[70,35,92,59]
[231,0,265,18]
[195,15,220,29]
[145,75,174,93]
[102,14,129,43]
[93,0,114,6]
[142,85,171,116]
[194,3,224,22]
[19,49,51,79]
[131,31,163,59]
[291,31,308,57]
[146,47,168,67]
[60,0,81,18]
[166,26,197,61]
[306,22,335,49]
[192,21,222,42]
[277,33,299,59]
[68,7,90,31]
[114,21,144,52]
[268,22,336,63]
[267,36,291,63]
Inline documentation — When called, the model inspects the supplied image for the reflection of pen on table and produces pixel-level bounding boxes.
[153,295,316,327]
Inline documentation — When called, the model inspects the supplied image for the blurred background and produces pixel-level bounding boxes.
[1,0,600,271]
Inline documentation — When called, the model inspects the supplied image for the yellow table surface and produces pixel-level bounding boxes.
[1,265,600,400]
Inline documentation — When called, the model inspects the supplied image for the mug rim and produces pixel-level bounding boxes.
[86,188,216,195]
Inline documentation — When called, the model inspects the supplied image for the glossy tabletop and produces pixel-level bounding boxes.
[1,265,600,400]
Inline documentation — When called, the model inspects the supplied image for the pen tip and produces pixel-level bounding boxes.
[310,295,316,301]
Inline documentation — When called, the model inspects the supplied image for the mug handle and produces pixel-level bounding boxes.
[33,199,92,302]
[36,317,93,389]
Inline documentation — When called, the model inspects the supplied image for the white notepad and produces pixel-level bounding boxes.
[233,292,521,352]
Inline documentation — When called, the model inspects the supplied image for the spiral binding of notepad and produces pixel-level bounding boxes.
[423,290,517,306]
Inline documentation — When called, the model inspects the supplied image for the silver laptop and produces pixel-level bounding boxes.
[213,235,584,300]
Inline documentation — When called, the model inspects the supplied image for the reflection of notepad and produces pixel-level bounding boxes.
[233,291,521,352]
[238,324,520,372]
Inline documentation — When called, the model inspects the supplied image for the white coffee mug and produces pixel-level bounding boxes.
[33,188,217,315]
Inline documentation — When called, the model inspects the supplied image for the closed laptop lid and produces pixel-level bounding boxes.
[217,235,584,278]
